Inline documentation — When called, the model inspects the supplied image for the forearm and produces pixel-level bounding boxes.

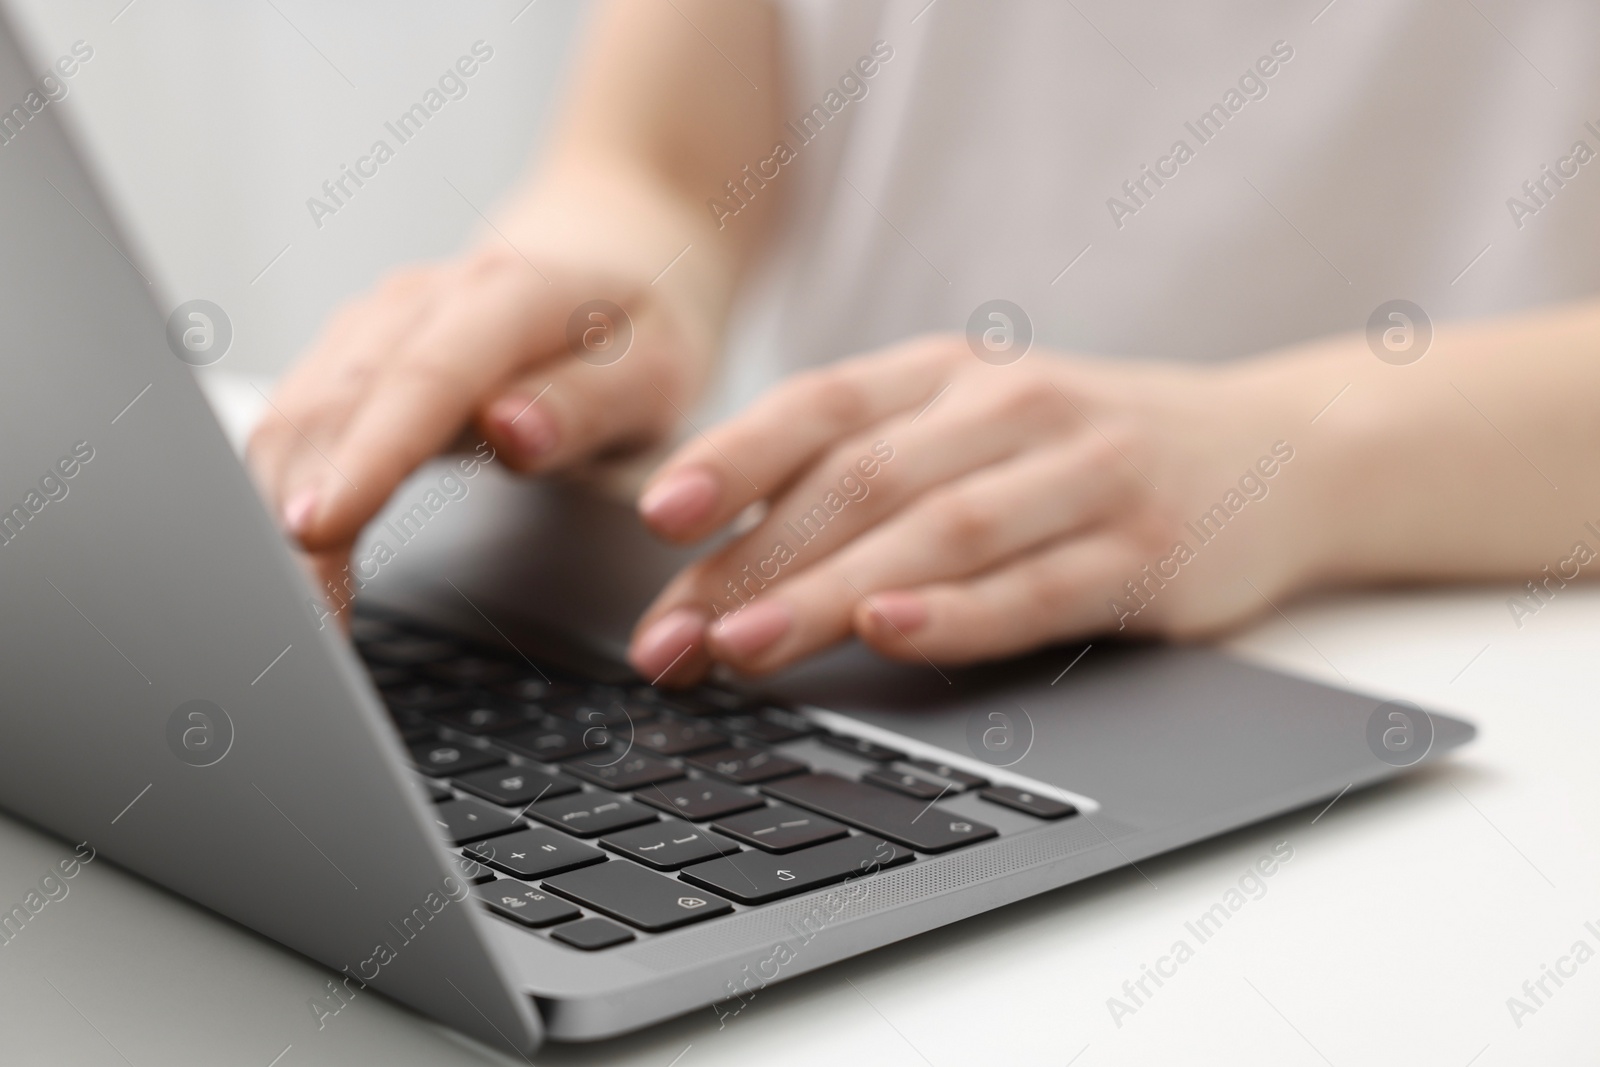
[1240,297,1600,589]
[498,0,780,353]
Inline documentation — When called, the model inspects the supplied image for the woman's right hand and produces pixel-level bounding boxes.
[247,243,706,597]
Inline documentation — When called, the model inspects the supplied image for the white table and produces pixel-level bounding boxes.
[1,379,1593,1066]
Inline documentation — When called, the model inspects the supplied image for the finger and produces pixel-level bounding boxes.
[637,336,958,541]
[293,271,567,551]
[702,439,1128,673]
[474,317,687,475]
[853,532,1133,665]
[631,374,1078,645]
[248,270,437,526]
[625,606,715,687]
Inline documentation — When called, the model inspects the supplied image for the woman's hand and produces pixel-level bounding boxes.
[247,245,706,599]
[626,335,1331,684]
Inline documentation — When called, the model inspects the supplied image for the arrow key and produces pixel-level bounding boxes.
[680,834,913,904]
[600,819,742,870]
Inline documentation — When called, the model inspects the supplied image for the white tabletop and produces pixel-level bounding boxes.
[2,380,1594,1066]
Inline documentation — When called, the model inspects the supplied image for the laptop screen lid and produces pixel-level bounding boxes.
[0,13,540,1055]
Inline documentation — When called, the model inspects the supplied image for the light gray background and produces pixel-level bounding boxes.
[6,0,583,380]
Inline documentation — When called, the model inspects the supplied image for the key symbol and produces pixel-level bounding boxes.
[776,869,795,881]
[950,821,972,833]
[678,897,707,909]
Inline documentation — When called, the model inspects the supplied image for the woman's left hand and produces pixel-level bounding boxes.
[625,333,1331,685]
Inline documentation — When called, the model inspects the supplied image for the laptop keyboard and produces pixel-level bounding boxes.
[353,611,1081,951]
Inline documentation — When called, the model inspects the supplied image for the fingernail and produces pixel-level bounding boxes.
[489,395,557,460]
[283,489,318,537]
[639,467,719,533]
[865,592,928,634]
[711,600,792,660]
[629,608,707,680]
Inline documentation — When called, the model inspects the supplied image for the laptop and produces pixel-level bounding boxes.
[0,14,1474,1056]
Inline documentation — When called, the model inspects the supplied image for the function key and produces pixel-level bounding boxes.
[680,833,913,904]
[409,739,503,778]
[709,804,848,852]
[634,778,764,821]
[562,753,684,792]
[862,768,949,800]
[763,773,998,854]
[466,826,606,879]
[599,820,741,870]
[550,917,634,951]
[977,786,1078,820]
[431,797,522,844]
[686,746,806,785]
[633,721,727,756]
[475,880,581,927]
[527,793,657,837]
[453,764,581,806]
[904,759,988,790]
[818,734,905,762]
[543,860,733,932]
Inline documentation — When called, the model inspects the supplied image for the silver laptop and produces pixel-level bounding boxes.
[0,15,1473,1056]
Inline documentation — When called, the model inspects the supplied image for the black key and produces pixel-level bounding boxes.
[432,797,523,844]
[633,720,728,756]
[475,880,581,927]
[904,758,988,790]
[600,820,741,870]
[543,860,733,932]
[426,656,516,686]
[562,753,684,791]
[364,638,457,666]
[722,707,813,743]
[710,804,848,852]
[430,698,530,735]
[548,696,653,730]
[495,721,605,763]
[465,826,607,878]
[410,739,503,778]
[818,734,904,762]
[528,793,657,837]
[862,768,949,800]
[978,785,1078,820]
[763,773,999,853]
[551,917,634,950]
[687,746,807,785]
[498,677,579,703]
[384,684,467,715]
[454,764,580,806]
[681,834,913,904]
[635,778,764,821]
[451,853,498,884]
